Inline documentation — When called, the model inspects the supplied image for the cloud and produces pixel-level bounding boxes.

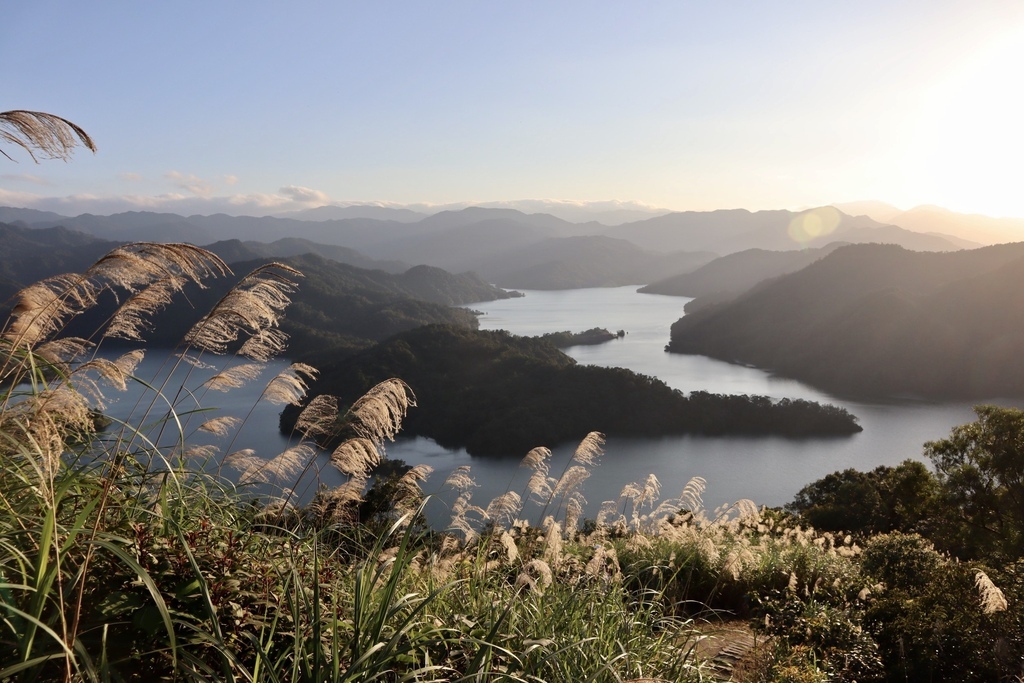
[0,188,45,205]
[224,174,239,185]
[279,185,331,205]
[118,172,144,182]
[0,188,329,217]
[0,173,52,186]
[165,170,215,197]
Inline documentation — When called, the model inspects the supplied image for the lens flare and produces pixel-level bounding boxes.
[787,206,841,244]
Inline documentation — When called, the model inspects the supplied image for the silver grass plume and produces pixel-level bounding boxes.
[183,444,219,462]
[552,465,590,500]
[596,500,621,529]
[4,243,227,350]
[345,378,416,444]
[104,275,186,341]
[0,110,96,162]
[263,445,315,484]
[542,517,564,565]
[485,491,522,528]
[225,445,314,485]
[295,394,339,441]
[564,492,585,537]
[572,431,605,465]
[449,488,486,545]
[734,498,761,524]
[515,558,553,593]
[3,274,98,350]
[88,243,228,299]
[2,387,93,477]
[34,337,91,371]
[263,362,317,406]
[224,449,266,485]
[202,362,265,392]
[198,416,243,438]
[520,446,551,470]
[498,530,519,562]
[185,262,299,359]
[975,570,1008,614]
[522,446,553,501]
[315,473,368,523]
[639,473,661,509]
[394,464,434,519]
[331,437,381,476]
[444,465,476,492]
[680,476,707,512]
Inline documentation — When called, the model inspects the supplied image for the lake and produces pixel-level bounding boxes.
[99,286,1015,526]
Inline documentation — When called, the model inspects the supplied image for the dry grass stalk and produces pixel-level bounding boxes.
[331,437,381,476]
[485,491,522,528]
[572,431,605,465]
[0,109,96,162]
[552,465,590,500]
[34,337,91,370]
[295,395,339,440]
[444,466,477,493]
[3,243,227,353]
[975,570,1008,614]
[2,387,94,477]
[346,379,416,444]
[104,275,186,340]
[198,416,243,438]
[515,558,554,593]
[394,464,434,518]
[88,243,228,298]
[3,274,97,350]
[185,262,299,359]
[202,362,264,392]
[680,476,707,512]
[263,362,317,406]
[224,445,314,485]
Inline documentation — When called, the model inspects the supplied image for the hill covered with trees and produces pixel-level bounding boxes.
[668,242,1024,398]
[281,325,861,456]
[0,223,518,358]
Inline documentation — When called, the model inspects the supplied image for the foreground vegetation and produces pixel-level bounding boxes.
[0,242,1020,682]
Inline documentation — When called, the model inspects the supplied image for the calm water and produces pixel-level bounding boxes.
[100,286,1018,525]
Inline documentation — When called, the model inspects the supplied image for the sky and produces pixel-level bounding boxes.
[2,1,1024,218]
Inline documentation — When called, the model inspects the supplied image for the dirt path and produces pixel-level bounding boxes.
[688,620,769,681]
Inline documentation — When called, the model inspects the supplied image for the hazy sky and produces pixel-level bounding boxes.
[3,1,1024,217]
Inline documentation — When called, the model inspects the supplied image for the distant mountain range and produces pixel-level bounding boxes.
[0,203,982,290]
[667,242,1024,398]
[833,201,1023,247]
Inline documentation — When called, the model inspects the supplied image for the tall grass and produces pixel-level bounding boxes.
[0,243,871,682]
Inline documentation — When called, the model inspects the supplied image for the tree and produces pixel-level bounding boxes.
[786,460,937,536]
[0,109,95,161]
[925,405,1024,559]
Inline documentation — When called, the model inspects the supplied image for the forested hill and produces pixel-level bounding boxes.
[638,243,845,298]
[0,222,514,358]
[82,255,512,357]
[667,242,1024,398]
[281,325,861,457]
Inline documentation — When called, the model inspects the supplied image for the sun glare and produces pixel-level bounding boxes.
[908,28,1024,217]
[788,206,842,245]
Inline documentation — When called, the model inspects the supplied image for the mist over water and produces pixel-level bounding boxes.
[101,287,1009,525]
